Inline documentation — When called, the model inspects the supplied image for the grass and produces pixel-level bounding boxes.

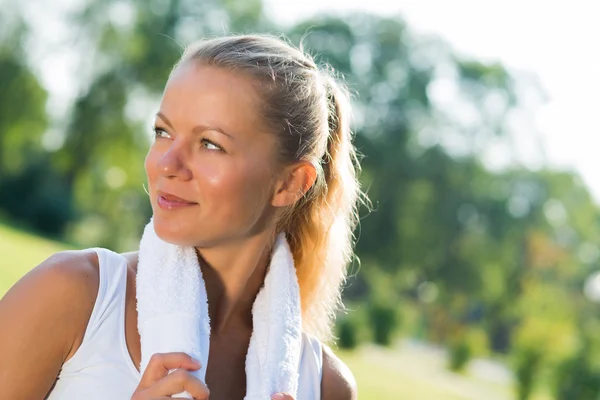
[1,221,555,399]
[338,342,556,400]
[339,347,469,399]
[0,222,72,297]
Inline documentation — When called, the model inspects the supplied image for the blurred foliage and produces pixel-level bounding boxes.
[337,316,359,350]
[448,337,471,372]
[0,10,57,235]
[3,1,600,398]
[515,348,543,400]
[554,342,600,400]
[368,299,399,346]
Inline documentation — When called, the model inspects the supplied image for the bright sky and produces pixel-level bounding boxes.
[266,0,600,201]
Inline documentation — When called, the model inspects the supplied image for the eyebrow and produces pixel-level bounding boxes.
[155,112,234,140]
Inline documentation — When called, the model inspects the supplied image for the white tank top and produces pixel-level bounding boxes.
[46,248,323,400]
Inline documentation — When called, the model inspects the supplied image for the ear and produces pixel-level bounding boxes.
[271,161,318,208]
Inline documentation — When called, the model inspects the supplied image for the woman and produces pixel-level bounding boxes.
[0,34,362,399]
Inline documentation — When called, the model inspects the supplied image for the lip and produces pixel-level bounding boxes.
[156,190,197,210]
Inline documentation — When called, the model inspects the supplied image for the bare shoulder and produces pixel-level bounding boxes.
[0,249,101,399]
[41,249,99,279]
[321,344,358,400]
[2,249,101,351]
[3,249,100,305]
[8,249,100,305]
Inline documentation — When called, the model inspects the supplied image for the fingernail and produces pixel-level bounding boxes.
[272,394,285,400]
[191,357,201,366]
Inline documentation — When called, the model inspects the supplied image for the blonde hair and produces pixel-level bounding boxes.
[178,34,364,341]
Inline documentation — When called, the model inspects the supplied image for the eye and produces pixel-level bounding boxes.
[201,139,224,152]
[153,126,172,140]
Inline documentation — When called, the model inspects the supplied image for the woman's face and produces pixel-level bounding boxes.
[145,62,280,247]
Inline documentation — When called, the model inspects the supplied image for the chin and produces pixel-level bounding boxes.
[152,214,202,247]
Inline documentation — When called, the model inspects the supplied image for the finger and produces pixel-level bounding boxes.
[271,393,295,400]
[138,352,201,389]
[143,368,210,399]
[131,394,172,400]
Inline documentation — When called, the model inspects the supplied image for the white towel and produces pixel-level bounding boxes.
[136,219,302,399]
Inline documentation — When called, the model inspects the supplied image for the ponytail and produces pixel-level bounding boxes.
[284,73,362,340]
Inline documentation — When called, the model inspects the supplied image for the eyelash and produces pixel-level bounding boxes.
[152,126,224,152]
[152,127,170,140]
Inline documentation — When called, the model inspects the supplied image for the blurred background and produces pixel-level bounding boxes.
[1,0,599,399]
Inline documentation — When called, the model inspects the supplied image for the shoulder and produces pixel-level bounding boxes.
[11,250,101,329]
[45,249,99,277]
[1,249,101,355]
[321,344,358,400]
[0,250,102,397]
[9,249,100,305]
[37,249,100,297]
[15,249,100,361]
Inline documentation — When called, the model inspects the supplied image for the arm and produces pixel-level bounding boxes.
[0,250,100,399]
[321,345,358,400]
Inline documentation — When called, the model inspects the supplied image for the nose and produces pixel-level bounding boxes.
[157,141,193,180]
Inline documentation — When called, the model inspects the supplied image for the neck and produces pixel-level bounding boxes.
[196,231,277,333]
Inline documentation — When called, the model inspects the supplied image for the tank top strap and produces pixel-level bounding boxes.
[297,333,323,399]
[60,248,129,372]
[82,248,129,342]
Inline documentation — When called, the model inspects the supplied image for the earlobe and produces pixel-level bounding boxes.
[271,161,317,208]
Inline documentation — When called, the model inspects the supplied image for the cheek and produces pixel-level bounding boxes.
[144,149,159,189]
[195,156,226,188]
[197,159,273,213]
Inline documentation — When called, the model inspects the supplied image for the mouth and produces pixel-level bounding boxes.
[156,190,198,210]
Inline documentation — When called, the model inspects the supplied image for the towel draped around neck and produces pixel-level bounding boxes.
[136,219,303,399]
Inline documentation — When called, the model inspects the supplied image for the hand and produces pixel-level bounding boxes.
[271,394,295,400]
[131,352,210,400]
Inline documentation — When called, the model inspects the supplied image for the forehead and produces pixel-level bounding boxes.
[161,62,266,135]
